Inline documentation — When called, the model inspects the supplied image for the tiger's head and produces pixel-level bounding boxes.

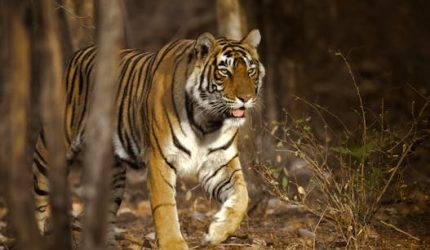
[187,29,265,127]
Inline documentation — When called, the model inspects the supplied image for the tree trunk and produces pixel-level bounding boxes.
[37,0,72,248]
[0,2,46,250]
[216,0,247,40]
[61,0,95,50]
[80,0,123,249]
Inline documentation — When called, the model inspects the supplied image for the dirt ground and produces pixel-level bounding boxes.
[1,164,429,250]
[112,171,430,250]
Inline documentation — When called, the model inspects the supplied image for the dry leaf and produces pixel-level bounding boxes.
[297,186,306,195]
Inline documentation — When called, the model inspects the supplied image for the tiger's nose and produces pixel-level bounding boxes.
[237,94,253,103]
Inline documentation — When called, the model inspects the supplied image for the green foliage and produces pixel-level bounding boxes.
[366,167,383,189]
[281,177,289,190]
[331,139,377,160]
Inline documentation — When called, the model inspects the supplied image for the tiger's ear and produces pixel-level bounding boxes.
[241,29,261,49]
[195,32,215,58]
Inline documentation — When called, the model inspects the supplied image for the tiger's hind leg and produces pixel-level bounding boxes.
[32,134,127,247]
[32,135,52,235]
[105,157,127,248]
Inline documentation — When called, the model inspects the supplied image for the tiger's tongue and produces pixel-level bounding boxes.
[231,108,245,118]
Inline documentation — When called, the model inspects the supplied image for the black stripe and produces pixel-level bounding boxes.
[77,48,97,96]
[166,113,191,157]
[184,93,222,135]
[117,53,144,158]
[151,125,177,174]
[208,131,238,154]
[115,59,133,150]
[143,40,183,130]
[74,48,96,132]
[82,50,97,85]
[112,175,126,183]
[78,68,85,96]
[34,158,48,177]
[75,69,89,131]
[66,101,75,144]
[85,52,97,75]
[222,183,235,196]
[40,129,46,146]
[152,203,176,214]
[199,60,210,91]
[170,59,186,135]
[67,63,79,105]
[213,169,241,200]
[119,157,141,169]
[161,173,175,190]
[67,47,95,104]
[124,134,138,162]
[35,148,47,165]
[33,176,49,196]
[170,43,194,136]
[112,170,126,180]
[127,54,150,154]
[129,55,151,143]
[202,154,238,186]
[114,197,122,206]
[117,53,143,146]
[141,55,156,138]
[147,41,191,122]
[185,93,204,134]
[113,182,126,189]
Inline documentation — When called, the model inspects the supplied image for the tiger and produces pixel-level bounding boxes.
[32,29,265,249]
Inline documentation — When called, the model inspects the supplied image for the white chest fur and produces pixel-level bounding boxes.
[164,125,238,177]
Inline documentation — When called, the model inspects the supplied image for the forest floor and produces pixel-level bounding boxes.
[111,169,430,250]
[0,164,429,250]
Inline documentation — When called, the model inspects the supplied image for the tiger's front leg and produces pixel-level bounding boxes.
[200,156,249,245]
[147,151,188,250]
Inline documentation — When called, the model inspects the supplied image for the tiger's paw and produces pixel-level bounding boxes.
[201,220,234,246]
[202,233,228,246]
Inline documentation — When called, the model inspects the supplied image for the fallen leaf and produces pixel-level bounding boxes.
[297,186,306,195]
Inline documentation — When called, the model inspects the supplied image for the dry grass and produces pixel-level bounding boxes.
[254,53,430,249]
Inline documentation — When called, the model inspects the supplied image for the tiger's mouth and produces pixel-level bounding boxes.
[228,107,246,118]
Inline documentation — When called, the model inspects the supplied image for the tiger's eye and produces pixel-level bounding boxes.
[248,68,256,75]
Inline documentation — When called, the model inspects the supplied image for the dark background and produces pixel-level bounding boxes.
[122,0,430,122]
[1,1,430,249]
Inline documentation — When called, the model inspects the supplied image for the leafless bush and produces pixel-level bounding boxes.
[255,53,430,248]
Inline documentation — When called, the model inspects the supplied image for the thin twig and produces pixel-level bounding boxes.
[372,143,414,216]
[294,96,351,136]
[336,51,368,215]
[335,51,367,145]
[313,206,327,249]
[379,220,420,241]
[389,98,429,152]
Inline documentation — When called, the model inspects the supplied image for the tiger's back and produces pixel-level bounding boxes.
[32,30,265,249]
[63,46,153,163]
